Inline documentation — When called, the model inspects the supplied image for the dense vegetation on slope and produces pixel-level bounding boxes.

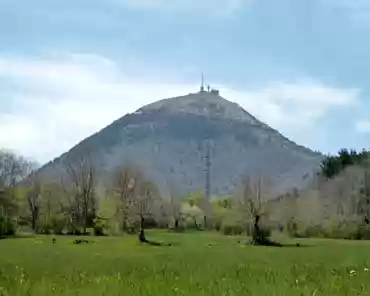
[320,148,369,179]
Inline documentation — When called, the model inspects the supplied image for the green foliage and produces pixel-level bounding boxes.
[221,223,243,235]
[0,215,15,237]
[320,148,369,179]
[93,219,106,236]
[37,221,52,235]
[51,216,66,235]
[286,218,298,237]
[185,191,204,207]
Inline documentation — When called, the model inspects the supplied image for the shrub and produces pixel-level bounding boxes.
[37,221,52,235]
[286,218,298,237]
[0,216,16,237]
[222,223,243,236]
[354,224,370,240]
[303,225,327,238]
[51,218,66,235]
[93,219,106,236]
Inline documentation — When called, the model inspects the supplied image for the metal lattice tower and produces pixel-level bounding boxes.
[204,139,211,200]
[203,139,212,228]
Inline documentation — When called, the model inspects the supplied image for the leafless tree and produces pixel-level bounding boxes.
[169,194,182,230]
[236,175,272,245]
[110,166,142,231]
[110,165,161,241]
[163,181,182,230]
[0,151,32,217]
[62,153,96,234]
[26,172,41,231]
[133,180,159,242]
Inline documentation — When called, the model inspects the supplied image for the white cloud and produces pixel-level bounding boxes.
[120,0,252,16]
[355,120,370,133]
[0,53,360,164]
[218,81,358,130]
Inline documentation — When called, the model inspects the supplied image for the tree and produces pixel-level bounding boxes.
[163,181,182,230]
[40,182,67,234]
[62,153,96,234]
[236,176,272,245]
[110,166,141,232]
[0,151,33,236]
[211,197,233,231]
[26,172,41,231]
[320,149,369,179]
[110,165,161,241]
[133,180,159,242]
[185,191,205,229]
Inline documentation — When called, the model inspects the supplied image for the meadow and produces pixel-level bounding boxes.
[1,231,370,296]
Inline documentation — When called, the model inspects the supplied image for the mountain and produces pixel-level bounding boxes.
[38,88,323,198]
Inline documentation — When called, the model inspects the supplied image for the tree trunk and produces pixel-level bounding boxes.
[252,215,261,244]
[31,206,38,231]
[193,216,199,229]
[174,219,179,230]
[83,200,88,235]
[31,213,36,231]
[139,216,146,243]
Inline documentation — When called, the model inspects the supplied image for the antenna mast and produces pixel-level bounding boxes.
[200,72,205,92]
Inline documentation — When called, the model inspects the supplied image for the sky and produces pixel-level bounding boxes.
[1,0,370,164]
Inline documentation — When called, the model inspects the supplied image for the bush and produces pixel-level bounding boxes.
[222,223,243,236]
[52,218,66,235]
[93,219,106,236]
[0,216,16,237]
[37,221,52,235]
[352,224,370,240]
[286,219,298,237]
[303,225,327,238]
[299,222,370,240]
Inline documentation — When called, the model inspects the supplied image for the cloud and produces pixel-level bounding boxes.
[219,81,358,130]
[120,0,252,16]
[355,120,370,133]
[0,53,360,164]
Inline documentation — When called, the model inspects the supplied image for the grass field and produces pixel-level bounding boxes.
[1,231,370,296]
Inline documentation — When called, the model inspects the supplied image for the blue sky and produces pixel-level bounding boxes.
[1,0,370,164]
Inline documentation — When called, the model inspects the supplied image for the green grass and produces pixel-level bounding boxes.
[1,231,370,296]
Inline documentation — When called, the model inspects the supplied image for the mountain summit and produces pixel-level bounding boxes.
[40,89,322,197]
[138,90,261,125]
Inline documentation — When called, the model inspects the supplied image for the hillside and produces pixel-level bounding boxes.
[38,88,323,197]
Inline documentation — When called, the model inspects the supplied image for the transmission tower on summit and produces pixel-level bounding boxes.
[200,72,205,92]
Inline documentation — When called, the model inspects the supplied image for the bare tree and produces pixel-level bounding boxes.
[0,151,32,217]
[236,175,272,245]
[26,172,41,231]
[163,181,182,230]
[133,180,159,242]
[110,165,160,241]
[110,166,142,232]
[62,153,96,234]
[169,195,182,230]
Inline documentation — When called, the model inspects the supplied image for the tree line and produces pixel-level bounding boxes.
[2,148,370,243]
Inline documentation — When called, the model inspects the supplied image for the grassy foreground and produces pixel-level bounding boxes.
[1,231,370,296]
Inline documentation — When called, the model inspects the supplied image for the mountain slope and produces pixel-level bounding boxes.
[39,89,323,197]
